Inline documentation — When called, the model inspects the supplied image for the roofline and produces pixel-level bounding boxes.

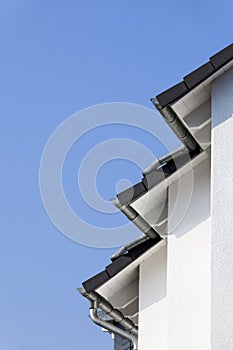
[154,43,233,108]
[151,99,201,151]
[80,44,231,324]
[78,288,138,336]
[151,44,233,151]
[117,146,199,207]
[82,236,161,293]
[81,149,204,295]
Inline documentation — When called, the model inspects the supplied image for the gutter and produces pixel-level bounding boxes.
[112,146,200,260]
[112,198,160,240]
[89,300,138,350]
[78,288,138,336]
[151,98,200,152]
[142,145,186,175]
[110,233,151,261]
[111,198,161,260]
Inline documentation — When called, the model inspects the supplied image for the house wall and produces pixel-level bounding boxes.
[138,157,211,350]
[138,67,233,350]
[138,244,168,350]
[211,67,233,349]
[167,157,211,350]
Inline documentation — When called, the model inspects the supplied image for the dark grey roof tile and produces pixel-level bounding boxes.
[82,237,160,292]
[142,168,168,190]
[128,237,161,259]
[156,81,188,108]
[155,43,233,109]
[82,270,110,293]
[117,182,147,206]
[210,43,233,69]
[105,256,133,278]
[184,61,215,89]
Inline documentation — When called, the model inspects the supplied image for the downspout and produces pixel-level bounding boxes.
[110,233,150,261]
[78,288,138,336]
[112,198,160,240]
[111,198,161,260]
[143,145,186,175]
[89,300,138,350]
[112,148,194,260]
[151,98,200,152]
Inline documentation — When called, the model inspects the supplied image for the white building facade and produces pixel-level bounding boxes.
[79,43,233,350]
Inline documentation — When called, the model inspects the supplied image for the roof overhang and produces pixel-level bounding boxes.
[82,240,165,327]
[153,43,233,151]
[80,43,233,333]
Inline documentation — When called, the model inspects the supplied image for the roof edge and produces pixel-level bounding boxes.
[155,43,233,108]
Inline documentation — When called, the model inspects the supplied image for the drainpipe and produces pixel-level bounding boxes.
[110,233,150,261]
[78,288,138,336]
[143,145,186,175]
[112,198,160,240]
[110,198,161,260]
[89,300,138,350]
[151,98,200,152]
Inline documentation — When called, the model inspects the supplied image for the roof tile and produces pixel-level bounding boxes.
[156,81,188,108]
[184,61,215,89]
[82,270,110,293]
[210,43,233,69]
[105,256,133,278]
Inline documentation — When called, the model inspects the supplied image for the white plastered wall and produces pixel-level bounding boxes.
[138,243,168,350]
[138,156,211,350]
[167,157,211,350]
[211,67,233,349]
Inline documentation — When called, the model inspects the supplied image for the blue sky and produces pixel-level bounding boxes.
[1,1,232,349]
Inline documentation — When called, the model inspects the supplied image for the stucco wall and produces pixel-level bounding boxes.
[211,67,233,349]
[167,157,211,350]
[138,157,211,350]
[138,244,168,349]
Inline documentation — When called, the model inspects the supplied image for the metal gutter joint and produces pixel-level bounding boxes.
[89,298,138,350]
[78,288,138,336]
[151,97,200,151]
[112,198,160,240]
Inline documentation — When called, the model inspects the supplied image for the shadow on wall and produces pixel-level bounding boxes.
[212,67,233,128]
[168,157,210,239]
[139,243,167,312]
